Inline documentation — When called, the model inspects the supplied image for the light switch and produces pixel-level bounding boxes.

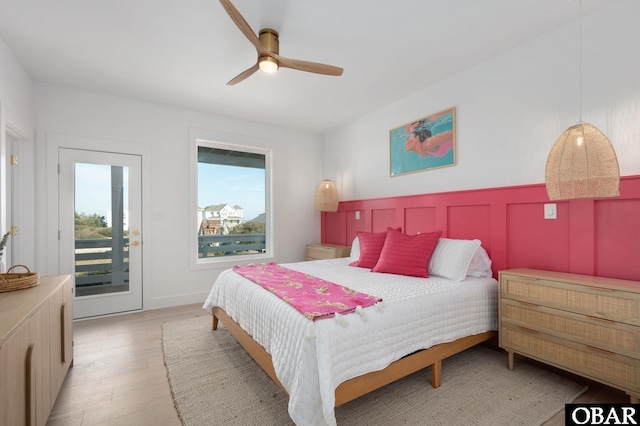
[544,203,557,220]
[355,211,360,220]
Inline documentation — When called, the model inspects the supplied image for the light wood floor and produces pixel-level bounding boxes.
[47,303,627,426]
[47,303,206,426]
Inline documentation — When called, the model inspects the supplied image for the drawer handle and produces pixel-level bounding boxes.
[586,315,614,323]
[586,286,614,292]
[518,326,539,334]
[586,345,615,356]
[518,301,539,307]
[26,342,37,426]
[61,302,67,364]
[510,277,540,283]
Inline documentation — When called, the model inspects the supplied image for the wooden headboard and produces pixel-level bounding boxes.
[321,175,640,282]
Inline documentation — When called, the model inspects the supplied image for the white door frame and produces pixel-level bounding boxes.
[5,122,34,270]
[46,133,151,315]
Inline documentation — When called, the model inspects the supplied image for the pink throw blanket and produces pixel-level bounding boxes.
[232,263,382,321]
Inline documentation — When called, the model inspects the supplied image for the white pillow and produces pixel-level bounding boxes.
[466,246,492,278]
[428,238,481,281]
[348,236,360,262]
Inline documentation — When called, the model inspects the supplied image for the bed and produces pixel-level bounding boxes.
[203,235,499,426]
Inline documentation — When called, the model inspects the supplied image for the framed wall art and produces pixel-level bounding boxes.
[389,106,456,176]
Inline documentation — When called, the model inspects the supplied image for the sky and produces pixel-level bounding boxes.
[74,163,265,223]
[75,163,129,218]
[198,163,265,221]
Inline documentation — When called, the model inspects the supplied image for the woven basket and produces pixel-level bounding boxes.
[0,264,40,293]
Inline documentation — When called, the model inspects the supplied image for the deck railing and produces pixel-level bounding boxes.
[75,238,129,287]
[74,233,266,286]
[198,233,266,257]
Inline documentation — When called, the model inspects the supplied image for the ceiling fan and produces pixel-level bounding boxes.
[219,0,344,85]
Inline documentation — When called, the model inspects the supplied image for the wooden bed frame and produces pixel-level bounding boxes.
[211,306,496,406]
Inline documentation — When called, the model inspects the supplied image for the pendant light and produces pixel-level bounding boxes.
[545,0,619,201]
[314,179,339,212]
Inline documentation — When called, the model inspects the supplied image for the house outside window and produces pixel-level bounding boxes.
[193,140,271,266]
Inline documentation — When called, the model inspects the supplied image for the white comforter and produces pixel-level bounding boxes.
[203,258,498,426]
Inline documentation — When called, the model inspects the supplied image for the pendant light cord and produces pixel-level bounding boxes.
[579,0,583,123]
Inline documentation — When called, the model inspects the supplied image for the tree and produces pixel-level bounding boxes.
[230,221,265,234]
[75,212,107,228]
[75,212,111,239]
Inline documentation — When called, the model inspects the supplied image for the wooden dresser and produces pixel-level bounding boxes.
[499,268,640,403]
[305,243,351,261]
[0,274,73,426]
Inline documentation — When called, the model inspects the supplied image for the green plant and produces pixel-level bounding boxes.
[0,231,9,258]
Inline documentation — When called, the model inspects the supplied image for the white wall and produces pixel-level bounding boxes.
[323,0,640,201]
[0,38,33,137]
[33,83,323,309]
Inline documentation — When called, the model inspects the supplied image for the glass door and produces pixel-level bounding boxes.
[59,148,142,319]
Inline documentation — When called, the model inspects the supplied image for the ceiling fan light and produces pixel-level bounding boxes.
[259,56,278,73]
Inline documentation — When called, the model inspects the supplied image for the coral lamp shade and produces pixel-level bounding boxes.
[545,122,620,200]
[314,179,339,212]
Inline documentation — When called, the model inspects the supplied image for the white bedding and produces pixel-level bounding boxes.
[203,258,498,426]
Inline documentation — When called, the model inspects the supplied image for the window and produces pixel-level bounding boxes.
[193,139,271,266]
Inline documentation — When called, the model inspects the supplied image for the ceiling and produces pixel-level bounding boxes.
[0,0,614,135]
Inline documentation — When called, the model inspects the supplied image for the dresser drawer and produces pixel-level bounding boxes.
[500,273,640,326]
[500,299,640,360]
[502,323,640,394]
[306,244,351,261]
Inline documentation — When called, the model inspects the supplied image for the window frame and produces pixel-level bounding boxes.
[189,131,273,270]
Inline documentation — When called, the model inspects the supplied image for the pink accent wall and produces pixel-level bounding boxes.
[321,175,640,282]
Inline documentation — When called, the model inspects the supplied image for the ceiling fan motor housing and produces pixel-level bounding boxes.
[258,28,279,72]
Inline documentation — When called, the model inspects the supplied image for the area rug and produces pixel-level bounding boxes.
[162,315,587,426]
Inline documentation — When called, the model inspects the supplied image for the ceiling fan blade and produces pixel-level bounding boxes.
[219,0,266,54]
[227,63,260,85]
[274,54,343,76]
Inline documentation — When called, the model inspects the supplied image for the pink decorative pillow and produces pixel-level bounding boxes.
[349,228,401,269]
[372,229,442,277]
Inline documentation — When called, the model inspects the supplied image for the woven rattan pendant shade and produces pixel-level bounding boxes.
[545,122,620,200]
[544,0,620,201]
[314,179,339,212]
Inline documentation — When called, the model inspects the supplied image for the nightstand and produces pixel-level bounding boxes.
[499,268,640,403]
[305,244,351,261]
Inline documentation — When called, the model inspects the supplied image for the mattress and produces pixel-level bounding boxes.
[203,258,498,426]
